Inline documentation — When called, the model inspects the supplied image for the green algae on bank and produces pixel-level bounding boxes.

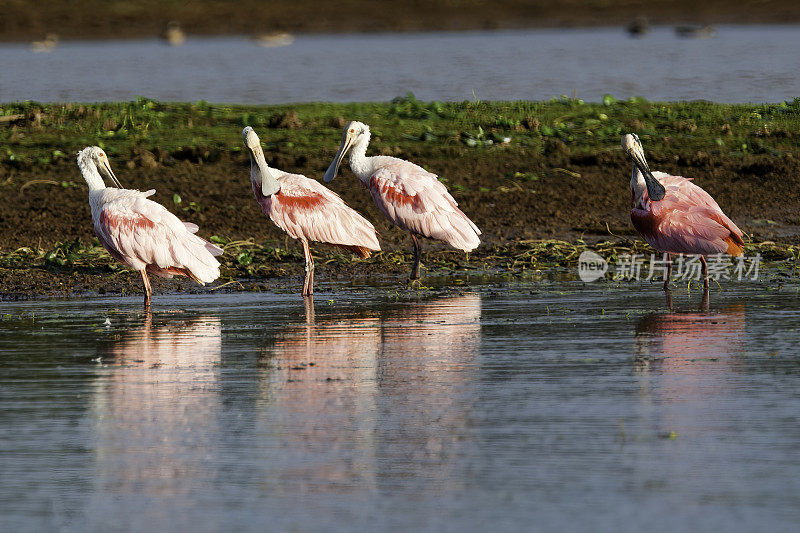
[2,96,800,167]
[2,237,798,300]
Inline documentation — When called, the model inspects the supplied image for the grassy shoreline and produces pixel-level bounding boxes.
[1,97,799,297]
[2,96,799,165]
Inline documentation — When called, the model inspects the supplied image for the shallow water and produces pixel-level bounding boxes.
[2,281,800,531]
[1,25,799,103]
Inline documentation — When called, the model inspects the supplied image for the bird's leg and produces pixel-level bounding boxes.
[140,270,152,309]
[700,287,710,311]
[410,233,421,281]
[304,294,315,325]
[309,259,315,295]
[301,239,314,297]
[701,256,709,291]
[663,253,672,292]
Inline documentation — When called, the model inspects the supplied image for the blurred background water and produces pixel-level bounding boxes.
[2,26,799,104]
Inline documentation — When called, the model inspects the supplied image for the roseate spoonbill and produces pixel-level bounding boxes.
[243,127,380,296]
[622,133,744,291]
[77,146,223,308]
[324,121,481,280]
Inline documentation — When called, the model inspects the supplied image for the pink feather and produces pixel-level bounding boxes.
[631,173,744,256]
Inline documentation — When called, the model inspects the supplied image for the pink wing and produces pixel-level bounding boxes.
[632,174,744,256]
[254,173,380,254]
[367,159,481,251]
[93,189,223,283]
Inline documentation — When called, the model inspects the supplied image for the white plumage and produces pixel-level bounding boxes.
[324,121,480,279]
[256,173,381,254]
[90,188,222,283]
[77,146,222,307]
[243,127,379,296]
[365,159,481,251]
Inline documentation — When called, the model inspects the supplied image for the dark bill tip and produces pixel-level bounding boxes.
[645,177,666,202]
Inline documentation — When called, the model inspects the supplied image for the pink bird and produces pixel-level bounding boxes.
[77,146,223,308]
[622,134,744,291]
[243,127,380,296]
[324,121,481,280]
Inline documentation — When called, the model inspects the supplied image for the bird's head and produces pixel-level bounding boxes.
[242,126,261,151]
[78,146,123,188]
[324,121,370,183]
[621,133,665,202]
[241,127,280,196]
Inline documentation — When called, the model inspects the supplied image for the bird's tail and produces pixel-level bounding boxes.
[205,241,224,257]
[169,234,223,285]
[442,209,481,251]
[725,235,745,257]
[337,244,374,258]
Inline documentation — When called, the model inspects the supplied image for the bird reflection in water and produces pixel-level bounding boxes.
[257,293,482,492]
[634,296,746,377]
[666,287,709,313]
[630,299,748,492]
[374,293,482,490]
[91,315,222,496]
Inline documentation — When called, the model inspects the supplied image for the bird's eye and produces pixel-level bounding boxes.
[349,129,355,133]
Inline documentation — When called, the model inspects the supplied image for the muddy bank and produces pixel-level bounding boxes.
[2,147,799,299]
[2,237,797,301]
[2,150,800,251]
[4,1,800,42]
[1,98,799,298]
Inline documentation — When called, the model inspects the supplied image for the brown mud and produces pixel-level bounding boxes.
[4,1,800,42]
[2,148,799,300]
[3,149,800,249]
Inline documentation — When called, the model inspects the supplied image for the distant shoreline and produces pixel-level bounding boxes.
[3,0,800,43]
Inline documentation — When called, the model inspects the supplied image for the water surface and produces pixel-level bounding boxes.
[2,282,800,531]
[1,26,799,103]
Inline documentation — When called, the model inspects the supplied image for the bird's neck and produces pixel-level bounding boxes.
[348,135,372,180]
[77,154,106,192]
[630,165,647,209]
[250,154,265,184]
[249,148,281,195]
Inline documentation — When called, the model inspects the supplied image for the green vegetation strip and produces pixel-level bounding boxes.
[1,94,799,167]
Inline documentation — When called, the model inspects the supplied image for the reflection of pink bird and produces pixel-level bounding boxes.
[324,121,481,280]
[243,127,380,296]
[622,134,744,290]
[77,146,223,308]
[634,304,746,370]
